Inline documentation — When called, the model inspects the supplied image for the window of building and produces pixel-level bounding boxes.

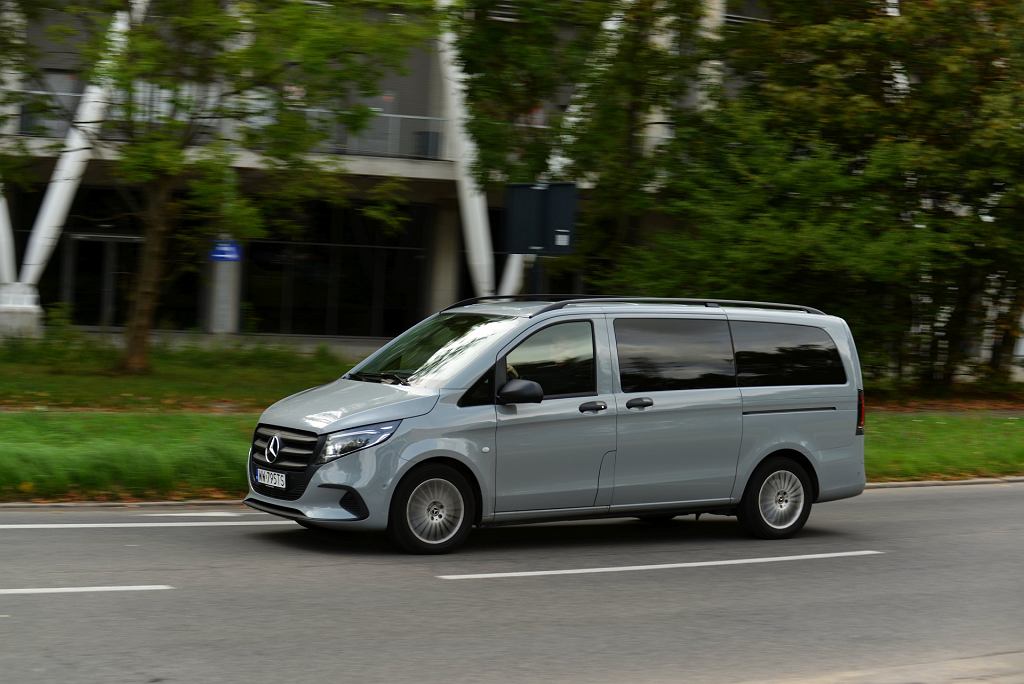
[731,321,847,387]
[614,318,736,393]
[505,321,596,398]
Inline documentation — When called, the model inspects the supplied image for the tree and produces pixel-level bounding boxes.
[25,0,435,372]
[708,0,1024,388]
[452,0,705,280]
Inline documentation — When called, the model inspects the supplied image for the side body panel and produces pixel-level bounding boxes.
[493,315,617,511]
[728,313,865,503]
[608,313,742,507]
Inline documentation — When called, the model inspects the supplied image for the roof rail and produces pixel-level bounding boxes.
[532,298,825,316]
[443,295,825,316]
[442,294,588,311]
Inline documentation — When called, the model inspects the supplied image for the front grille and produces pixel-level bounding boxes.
[249,424,323,500]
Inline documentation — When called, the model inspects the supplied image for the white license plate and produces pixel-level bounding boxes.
[255,468,286,489]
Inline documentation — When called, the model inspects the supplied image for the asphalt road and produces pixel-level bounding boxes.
[0,483,1021,684]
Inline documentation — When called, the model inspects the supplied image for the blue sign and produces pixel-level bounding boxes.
[210,240,242,262]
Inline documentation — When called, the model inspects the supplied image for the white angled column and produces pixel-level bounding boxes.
[0,2,24,285]
[0,192,14,284]
[436,22,495,297]
[18,0,149,287]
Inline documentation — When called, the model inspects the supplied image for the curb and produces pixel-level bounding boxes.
[0,477,1021,509]
[865,476,1024,489]
[0,499,247,509]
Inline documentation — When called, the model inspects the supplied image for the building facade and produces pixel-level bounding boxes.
[0,3,530,338]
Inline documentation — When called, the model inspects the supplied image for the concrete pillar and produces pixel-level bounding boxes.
[0,191,15,284]
[426,204,461,314]
[0,282,42,336]
[206,258,241,334]
[19,1,150,287]
[0,5,25,287]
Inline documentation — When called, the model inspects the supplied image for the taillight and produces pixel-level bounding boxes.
[856,389,865,435]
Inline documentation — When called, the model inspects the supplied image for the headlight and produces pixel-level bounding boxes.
[318,420,401,464]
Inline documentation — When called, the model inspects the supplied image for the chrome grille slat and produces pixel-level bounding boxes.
[249,424,321,500]
[255,427,317,444]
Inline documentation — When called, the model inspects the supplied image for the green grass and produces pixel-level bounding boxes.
[0,411,1019,502]
[0,413,258,500]
[866,412,1024,480]
[0,339,353,411]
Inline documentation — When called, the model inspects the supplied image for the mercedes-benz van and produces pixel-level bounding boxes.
[244,296,866,553]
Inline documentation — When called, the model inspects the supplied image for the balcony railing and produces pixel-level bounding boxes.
[16,92,446,161]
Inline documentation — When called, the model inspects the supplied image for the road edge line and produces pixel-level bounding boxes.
[1,477,1021,509]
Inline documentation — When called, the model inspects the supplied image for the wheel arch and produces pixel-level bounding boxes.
[390,456,484,526]
[745,448,820,503]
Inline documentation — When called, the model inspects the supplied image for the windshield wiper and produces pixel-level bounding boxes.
[347,371,410,386]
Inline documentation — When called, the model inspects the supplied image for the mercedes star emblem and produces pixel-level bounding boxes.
[266,434,281,464]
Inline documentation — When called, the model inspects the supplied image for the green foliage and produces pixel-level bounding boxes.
[705,0,1024,386]
[0,331,355,411]
[0,413,256,500]
[7,1,437,370]
[452,0,610,184]
[456,0,1024,389]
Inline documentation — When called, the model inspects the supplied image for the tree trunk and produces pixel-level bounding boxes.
[939,272,981,388]
[119,180,174,374]
[988,284,1024,382]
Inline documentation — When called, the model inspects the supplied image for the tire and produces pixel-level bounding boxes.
[388,464,476,554]
[738,456,813,539]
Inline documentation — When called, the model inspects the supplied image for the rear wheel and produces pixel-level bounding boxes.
[738,456,812,539]
[389,464,475,554]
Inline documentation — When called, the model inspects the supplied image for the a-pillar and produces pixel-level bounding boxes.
[425,203,462,315]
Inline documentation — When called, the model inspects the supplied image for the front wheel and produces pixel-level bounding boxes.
[389,464,475,554]
[738,457,812,539]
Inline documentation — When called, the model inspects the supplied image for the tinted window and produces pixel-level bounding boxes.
[505,322,596,398]
[731,321,847,387]
[458,369,494,407]
[614,318,736,392]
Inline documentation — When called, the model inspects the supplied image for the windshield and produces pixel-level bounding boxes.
[348,313,519,388]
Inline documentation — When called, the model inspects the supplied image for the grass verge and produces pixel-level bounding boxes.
[0,342,353,411]
[866,412,1023,480]
[0,413,257,501]
[0,412,1020,502]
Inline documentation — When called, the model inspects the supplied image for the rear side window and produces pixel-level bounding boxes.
[614,318,736,392]
[731,321,847,387]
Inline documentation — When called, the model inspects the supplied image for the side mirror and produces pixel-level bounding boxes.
[497,378,544,404]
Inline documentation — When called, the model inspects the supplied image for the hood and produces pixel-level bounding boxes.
[259,379,439,434]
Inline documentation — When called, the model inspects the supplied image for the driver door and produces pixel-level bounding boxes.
[494,318,617,512]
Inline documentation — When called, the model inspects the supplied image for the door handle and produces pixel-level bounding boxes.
[578,401,608,413]
[625,397,654,410]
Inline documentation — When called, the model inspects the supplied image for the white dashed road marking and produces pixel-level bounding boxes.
[0,585,173,595]
[438,550,885,580]
[139,512,244,517]
[0,521,292,529]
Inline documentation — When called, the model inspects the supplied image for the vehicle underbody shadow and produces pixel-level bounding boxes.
[249,515,842,556]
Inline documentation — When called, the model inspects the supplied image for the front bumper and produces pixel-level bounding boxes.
[246,446,392,531]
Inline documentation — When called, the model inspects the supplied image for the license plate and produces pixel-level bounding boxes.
[255,468,286,489]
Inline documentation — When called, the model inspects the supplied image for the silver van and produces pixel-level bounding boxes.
[244,297,866,553]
